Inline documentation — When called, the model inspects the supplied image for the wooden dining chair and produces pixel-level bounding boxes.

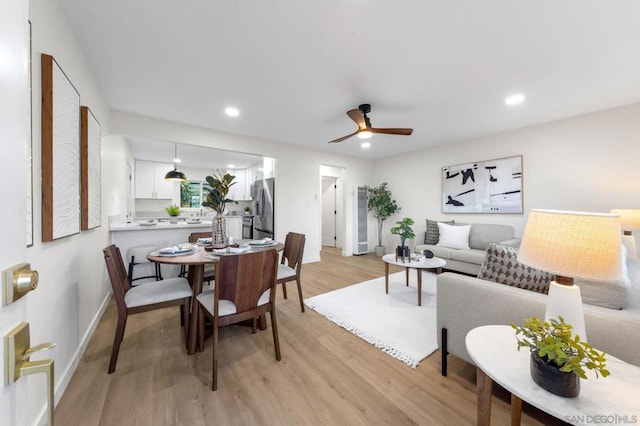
[179,232,215,284]
[276,232,306,312]
[103,244,192,374]
[196,249,280,390]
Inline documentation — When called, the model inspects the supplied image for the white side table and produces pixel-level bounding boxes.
[381,253,446,306]
[465,325,640,425]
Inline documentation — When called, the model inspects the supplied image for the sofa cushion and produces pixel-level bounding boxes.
[574,245,630,310]
[468,223,515,250]
[477,243,553,294]
[424,219,455,244]
[437,223,471,250]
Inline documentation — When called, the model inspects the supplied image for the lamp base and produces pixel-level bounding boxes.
[545,281,587,342]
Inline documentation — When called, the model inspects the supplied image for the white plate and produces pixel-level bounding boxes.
[159,244,196,254]
[248,239,275,246]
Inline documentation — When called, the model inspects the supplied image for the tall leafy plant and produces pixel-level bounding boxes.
[367,182,401,247]
[202,170,237,214]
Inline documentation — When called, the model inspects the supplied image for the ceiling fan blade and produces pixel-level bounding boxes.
[346,109,367,130]
[370,127,414,136]
[328,130,359,144]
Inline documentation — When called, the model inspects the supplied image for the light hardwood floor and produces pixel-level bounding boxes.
[55,247,564,425]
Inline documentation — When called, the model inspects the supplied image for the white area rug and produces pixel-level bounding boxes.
[304,271,438,368]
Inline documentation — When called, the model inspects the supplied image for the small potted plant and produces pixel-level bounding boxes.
[511,316,609,398]
[367,183,401,257]
[165,204,181,224]
[390,217,415,260]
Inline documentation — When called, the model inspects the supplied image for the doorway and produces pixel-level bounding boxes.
[321,176,337,247]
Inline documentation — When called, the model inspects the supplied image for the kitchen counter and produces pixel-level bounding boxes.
[109,220,213,232]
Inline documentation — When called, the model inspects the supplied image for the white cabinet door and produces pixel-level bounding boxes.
[227,169,247,200]
[135,160,176,199]
[134,160,156,198]
[154,162,175,198]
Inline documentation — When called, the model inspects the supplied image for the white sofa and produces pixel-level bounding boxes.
[415,222,520,275]
[437,261,640,376]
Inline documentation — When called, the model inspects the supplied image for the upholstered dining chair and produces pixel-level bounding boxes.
[276,232,306,312]
[196,249,280,391]
[103,244,192,374]
[179,232,215,285]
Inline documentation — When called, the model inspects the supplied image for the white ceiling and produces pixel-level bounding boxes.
[59,0,640,160]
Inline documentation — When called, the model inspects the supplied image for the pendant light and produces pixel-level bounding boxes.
[165,144,187,181]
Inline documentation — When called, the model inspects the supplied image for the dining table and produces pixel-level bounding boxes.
[148,239,284,354]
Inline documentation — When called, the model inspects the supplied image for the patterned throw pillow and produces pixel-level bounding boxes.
[477,243,553,294]
[424,219,455,244]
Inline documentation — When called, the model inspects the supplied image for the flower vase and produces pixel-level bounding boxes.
[212,214,227,248]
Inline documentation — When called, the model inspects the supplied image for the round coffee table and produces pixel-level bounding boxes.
[382,253,446,306]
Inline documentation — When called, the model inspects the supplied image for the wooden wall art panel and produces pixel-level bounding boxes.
[81,106,101,230]
[41,54,81,241]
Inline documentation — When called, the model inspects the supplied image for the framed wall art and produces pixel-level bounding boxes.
[442,155,523,214]
[81,106,101,230]
[41,54,81,241]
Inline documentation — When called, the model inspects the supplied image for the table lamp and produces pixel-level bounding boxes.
[517,210,622,342]
[610,209,640,260]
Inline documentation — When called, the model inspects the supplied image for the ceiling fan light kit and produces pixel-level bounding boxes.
[329,103,413,144]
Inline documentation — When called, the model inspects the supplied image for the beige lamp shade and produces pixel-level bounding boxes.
[610,209,640,231]
[517,209,623,281]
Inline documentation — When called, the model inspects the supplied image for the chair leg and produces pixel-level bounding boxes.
[270,306,282,361]
[108,314,127,374]
[281,282,288,299]
[296,278,305,313]
[181,298,190,341]
[198,306,205,353]
[212,318,219,391]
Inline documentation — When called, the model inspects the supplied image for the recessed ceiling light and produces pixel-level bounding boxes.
[174,158,181,163]
[505,94,525,105]
[361,142,371,148]
[225,107,239,117]
[228,164,235,169]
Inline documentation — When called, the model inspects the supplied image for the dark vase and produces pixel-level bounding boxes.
[530,353,580,398]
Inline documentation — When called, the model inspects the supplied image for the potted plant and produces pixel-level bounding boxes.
[202,170,237,247]
[366,183,401,257]
[390,217,415,259]
[511,316,609,398]
[165,204,181,224]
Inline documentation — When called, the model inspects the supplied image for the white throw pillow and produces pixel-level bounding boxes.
[437,223,471,250]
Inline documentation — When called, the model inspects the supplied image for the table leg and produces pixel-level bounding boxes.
[417,269,422,306]
[510,394,522,426]
[477,367,493,426]
[385,261,389,294]
[405,267,409,286]
[187,265,204,355]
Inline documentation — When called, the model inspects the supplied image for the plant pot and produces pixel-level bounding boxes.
[395,245,410,260]
[169,216,179,224]
[530,353,580,398]
[374,246,386,257]
[212,214,227,248]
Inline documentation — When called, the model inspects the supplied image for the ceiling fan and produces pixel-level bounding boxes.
[328,103,413,144]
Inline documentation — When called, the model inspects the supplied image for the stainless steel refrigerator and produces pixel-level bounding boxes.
[254,177,275,239]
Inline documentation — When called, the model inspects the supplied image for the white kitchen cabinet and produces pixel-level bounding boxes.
[226,216,242,241]
[135,160,176,199]
[227,169,251,200]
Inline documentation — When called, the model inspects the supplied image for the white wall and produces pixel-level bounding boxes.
[25,1,114,423]
[110,111,375,262]
[374,103,640,250]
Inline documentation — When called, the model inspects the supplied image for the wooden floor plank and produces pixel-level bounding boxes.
[55,247,565,425]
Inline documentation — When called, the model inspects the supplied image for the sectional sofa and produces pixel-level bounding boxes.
[437,256,640,376]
